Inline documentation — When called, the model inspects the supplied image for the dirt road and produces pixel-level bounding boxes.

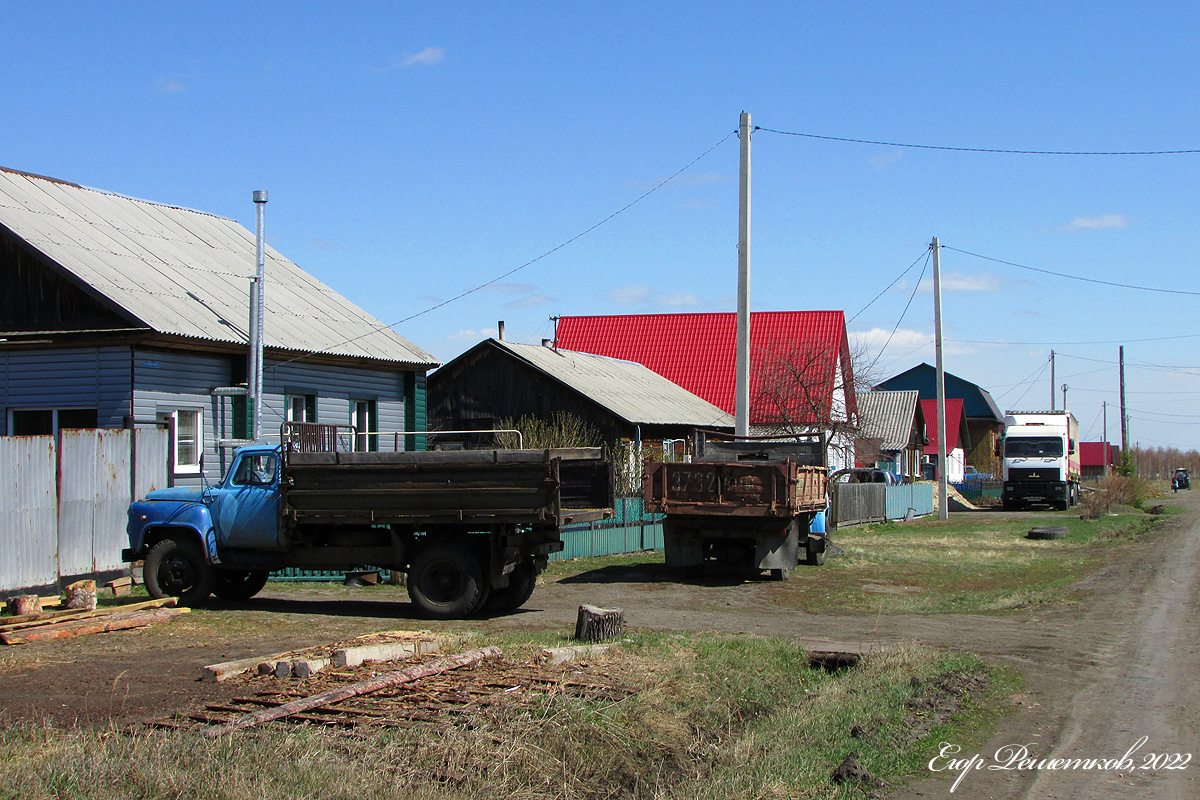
[2,498,1196,798]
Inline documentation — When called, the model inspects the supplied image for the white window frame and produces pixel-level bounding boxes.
[286,394,316,423]
[350,399,376,452]
[173,408,203,474]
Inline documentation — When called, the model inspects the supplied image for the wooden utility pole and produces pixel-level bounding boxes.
[932,237,948,520]
[1119,346,1128,454]
[735,111,752,438]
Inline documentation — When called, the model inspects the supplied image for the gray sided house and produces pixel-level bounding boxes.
[854,390,926,479]
[428,339,734,451]
[0,167,438,485]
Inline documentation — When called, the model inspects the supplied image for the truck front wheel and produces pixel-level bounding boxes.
[408,543,486,620]
[144,537,215,606]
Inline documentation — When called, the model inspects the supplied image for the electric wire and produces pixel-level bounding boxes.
[847,246,931,324]
[269,130,739,371]
[1006,358,1051,408]
[942,246,1200,297]
[867,249,930,369]
[753,127,1200,156]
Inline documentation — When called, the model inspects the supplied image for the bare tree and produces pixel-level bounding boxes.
[751,338,877,466]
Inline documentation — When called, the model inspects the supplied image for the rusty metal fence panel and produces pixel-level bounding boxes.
[58,430,134,578]
[2,428,168,597]
[0,436,59,595]
[134,428,170,499]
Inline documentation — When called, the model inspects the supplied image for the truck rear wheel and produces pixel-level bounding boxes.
[484,558,537,614]
[804,536,827,566]
[144,537,215,606]
[212,570,269,601]
[408,543,486,620]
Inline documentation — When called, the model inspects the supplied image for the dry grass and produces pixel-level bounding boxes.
[0,635,1009,800]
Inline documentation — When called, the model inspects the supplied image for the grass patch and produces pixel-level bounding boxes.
[784,510,1160,615]
[0,633,1012,800]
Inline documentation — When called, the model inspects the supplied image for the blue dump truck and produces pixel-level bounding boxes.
[124,423,612,619]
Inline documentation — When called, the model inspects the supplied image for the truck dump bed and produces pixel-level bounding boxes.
[644,460,826,519]
[282,447,613,527]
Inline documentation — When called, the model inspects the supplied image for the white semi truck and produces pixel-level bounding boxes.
[998,410,1081,511]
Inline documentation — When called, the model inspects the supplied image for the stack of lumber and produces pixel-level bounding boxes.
[0,597,188,645]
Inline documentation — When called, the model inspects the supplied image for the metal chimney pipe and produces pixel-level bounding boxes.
[252,190,268,442]
[498,320,505,341]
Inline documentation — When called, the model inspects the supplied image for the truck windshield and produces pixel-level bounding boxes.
[1004,437,1063,457]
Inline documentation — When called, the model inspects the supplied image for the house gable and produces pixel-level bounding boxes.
[1,226,140,333]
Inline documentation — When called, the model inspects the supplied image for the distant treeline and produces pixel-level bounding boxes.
[1131,446,1200,479]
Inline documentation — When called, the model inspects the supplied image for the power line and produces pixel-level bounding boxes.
[269,130,738,371]
[847,247,931,324]
[945,332,1200,346]
[868,250,930,368]
[753,127,1200,156]
[942,246,1200,297]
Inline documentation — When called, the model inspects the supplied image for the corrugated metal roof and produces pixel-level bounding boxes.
[0,167,438,367]
[921,398,966,454]
[858,390,921,451]
[554,311,850,425]
[495,340,734,428]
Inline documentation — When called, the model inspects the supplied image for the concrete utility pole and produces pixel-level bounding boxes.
[1050,350,1056,410]
[735,111,752,438]
[251,190,268,442]
[932,237,948,520]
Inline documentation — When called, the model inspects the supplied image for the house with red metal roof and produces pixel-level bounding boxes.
[554,311,858,469]
[920,398,971,482]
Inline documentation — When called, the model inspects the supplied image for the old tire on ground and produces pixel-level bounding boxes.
[483,558,537,614]
[212,569,269,601]
[408,543,486,620]
[805,536,827,566]
[1027,525,1068,540]
[143,537,215,606]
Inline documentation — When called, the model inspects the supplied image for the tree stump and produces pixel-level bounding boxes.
[65,580,97,611]
[574,604,624,643]
[11,595,42,617]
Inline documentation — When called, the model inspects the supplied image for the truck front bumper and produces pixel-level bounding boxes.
[1003,481,1067,502]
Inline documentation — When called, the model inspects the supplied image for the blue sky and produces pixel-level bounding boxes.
[5,2,1200,452]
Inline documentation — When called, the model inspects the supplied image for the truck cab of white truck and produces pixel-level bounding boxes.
[998,411,1081,511]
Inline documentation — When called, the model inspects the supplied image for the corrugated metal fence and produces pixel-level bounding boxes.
[553,498,663,560]
[0,429,168,598]
[832,483,935,527]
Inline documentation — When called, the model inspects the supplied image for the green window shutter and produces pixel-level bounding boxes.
[405,372,427,451]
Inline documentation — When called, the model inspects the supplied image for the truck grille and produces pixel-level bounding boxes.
[1009,467,1062,482]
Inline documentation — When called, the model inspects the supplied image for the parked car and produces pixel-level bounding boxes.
[962,466,994,485]
[831,468,900,485]
[1173,468,1190,491]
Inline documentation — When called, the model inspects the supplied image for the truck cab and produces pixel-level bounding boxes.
[125,445,284,605]
[998,411,1081,511]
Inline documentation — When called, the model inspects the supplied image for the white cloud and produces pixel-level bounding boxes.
[308,237,337,250]
[853,327,932,351]
[868,148,904,171]
[659,293,704,308]
[449,328,497,341]
[503,293,555,309]
[606,285,656,306]
[916,271,1007,293]
[1059,213,1130,232]
[155,78,186,94]
[402,47,445,67]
